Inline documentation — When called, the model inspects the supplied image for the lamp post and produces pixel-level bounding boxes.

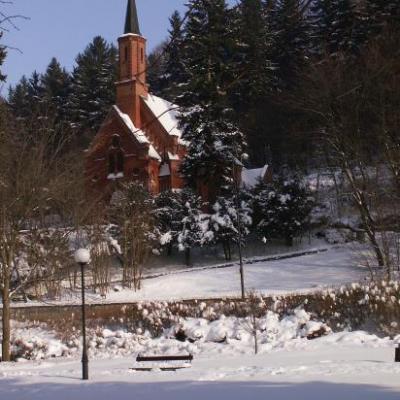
[74,249,91,380]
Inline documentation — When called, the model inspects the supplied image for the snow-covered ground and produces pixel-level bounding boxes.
[1,331,399,399]
[35,244,368,305]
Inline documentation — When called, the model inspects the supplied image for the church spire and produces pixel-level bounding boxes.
[124,0,141,35]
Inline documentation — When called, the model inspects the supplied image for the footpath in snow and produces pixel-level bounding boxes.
[20,244,368,306]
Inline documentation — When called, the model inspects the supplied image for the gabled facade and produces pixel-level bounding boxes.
[86,0,186,196]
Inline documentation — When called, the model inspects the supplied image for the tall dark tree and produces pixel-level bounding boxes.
[41,57,71,122]
[161,11,188,103]
[68,36,118,142]
[146,42,168,97]
[0,33,6,82]
[230,0,274,164]
[272,0,309,89]
[179,0,245,198]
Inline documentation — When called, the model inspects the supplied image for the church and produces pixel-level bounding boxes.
[86,0,270,198]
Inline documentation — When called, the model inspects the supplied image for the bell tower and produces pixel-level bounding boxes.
[116,0,148,128]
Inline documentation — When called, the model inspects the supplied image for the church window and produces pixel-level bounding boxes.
[141,48,144,63]
[124,47,128,63]
[108,134,125,180]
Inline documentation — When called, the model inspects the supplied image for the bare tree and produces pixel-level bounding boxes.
[240,292,266,355]
[110,182,158,291]
[293,28,400,272]
[0,107,94,361]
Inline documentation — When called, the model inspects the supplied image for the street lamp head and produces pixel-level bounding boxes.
[74,248,91,265]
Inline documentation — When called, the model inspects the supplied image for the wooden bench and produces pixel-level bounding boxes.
[133,354,194,371]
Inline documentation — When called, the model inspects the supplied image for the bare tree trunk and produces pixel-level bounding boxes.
[1,282,11,362]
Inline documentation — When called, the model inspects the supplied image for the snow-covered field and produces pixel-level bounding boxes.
[43,245,368,305]
[1,331,400,400]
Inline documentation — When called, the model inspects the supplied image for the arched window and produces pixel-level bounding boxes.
[108,135,125,179]
[124,47,128,63]
[141,48,144,64]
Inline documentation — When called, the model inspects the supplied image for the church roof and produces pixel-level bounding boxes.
[142,94,188,145]
[124,0,141,35]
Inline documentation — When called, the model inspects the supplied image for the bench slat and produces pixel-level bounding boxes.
[136,354,193,362]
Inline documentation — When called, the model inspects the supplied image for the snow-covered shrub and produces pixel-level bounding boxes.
[254,177,314,246]
[210,193,252,261]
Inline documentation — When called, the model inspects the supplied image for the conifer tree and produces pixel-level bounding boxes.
[0,33,6,82]
[68,36,118,141]
[210,193,252,260]
[179,0,245,197]
[161,11,187,103]
[255,177,314,246]
[41,57,71,122]
[8,76,31,119]
[272,0,309,89]
[146,42,168,97]
[229,0,273,162]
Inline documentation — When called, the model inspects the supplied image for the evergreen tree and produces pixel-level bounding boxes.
[68,36,118,141]
[161,11,187,103]
[362,0,400,38]
[0,32,6,82]
[272,0,309,89]
[210,193,252,260]
[179,0,245,197]
[176,189,211,265]
[255,177,314,246]
[154,190,185,255]
[41,57,71,122]
[229,0,274,163]
[146,42,168,97]
[8,76,32,119]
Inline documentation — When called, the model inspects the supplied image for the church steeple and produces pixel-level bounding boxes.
[116,0,148,128]
[124,0,141,35]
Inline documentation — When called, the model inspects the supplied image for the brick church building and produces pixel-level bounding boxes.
[86,0,270,198]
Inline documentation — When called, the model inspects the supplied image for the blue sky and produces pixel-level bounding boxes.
[1,0,195,91]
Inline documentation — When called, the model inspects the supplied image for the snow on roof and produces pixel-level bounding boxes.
[113,105,149,145]
[149,145,162,162]
[241,165,269,188]
[168,152,180,161]
[159,163,171,177]
[143,94,182,138]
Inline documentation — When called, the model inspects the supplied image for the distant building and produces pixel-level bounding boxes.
[86,0,270,199]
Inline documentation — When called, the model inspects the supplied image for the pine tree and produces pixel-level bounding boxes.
[8,76,32,119]
[154,190,185,255]
[161,11,187,103]
[41,57,71,122]
[255,177,314,246]
[362,0,400,38]
[68,36,118,141]
[179,0,245,197]
[210,193,252,260]
[229,0,274,163]
[146,42,168,97]
[176,189,210,265]
[0,32,6,82]
[272,0,309,89]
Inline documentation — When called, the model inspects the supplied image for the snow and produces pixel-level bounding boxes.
[17,245,369,306]
[168,151,180,161]
[1,325,400,399]
[148,145,162,162]
[241,165,269,189]
[113,105,149,144]
[143,94,182,138]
